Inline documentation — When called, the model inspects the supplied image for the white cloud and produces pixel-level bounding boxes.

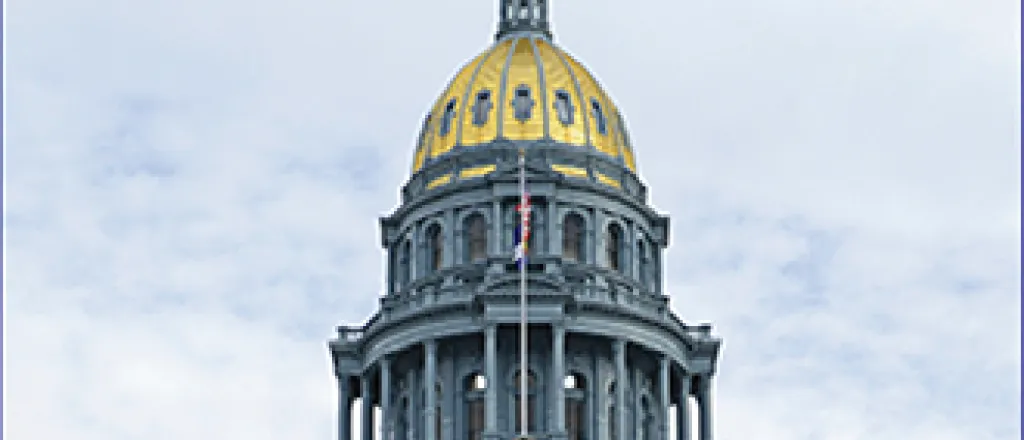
[6,0,1019,439]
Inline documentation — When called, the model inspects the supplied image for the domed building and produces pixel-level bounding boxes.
[329,1,722,440]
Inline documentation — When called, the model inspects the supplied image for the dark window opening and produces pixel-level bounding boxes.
[590,98,607,135]
[638,240,650,289]
[608,381,618,440]
[472,89,492,126]
[606,223,623,272]
[562,213,584,262]
[518,0,530,19]
[512,85,534,121]
[565,373,587,440]
[427,224,444,272]
[554,90,574,125]
[465,214,487,262]
[398,239,411,290]
[639,397,654,440]
[608,403,617,440]
[439,99,457,137]
[465,374,486,440]
[436,383,443,440]
[395,397,410,440]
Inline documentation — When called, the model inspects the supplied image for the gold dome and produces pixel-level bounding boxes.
[411,35,637,176]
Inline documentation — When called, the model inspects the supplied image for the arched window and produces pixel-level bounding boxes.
[606,223,623,272]
[513,369,538,433]
[465,214,487,263]
[565,373,587,440]
[512,85,535,121]
[562,213,584,262]
[554,89,574,125]
[637,239,648,289]
[398,239,411,290]
[426,224,443,272]
[472,89,493,126]
[439,99,457,137]
[465,374,486,440]
[590,98,607,135]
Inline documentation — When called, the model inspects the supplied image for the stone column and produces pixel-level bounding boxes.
[443,209,455,268]
[676,372,691,440]
[484,325,499,434]
[337,375,351,440]
[551,324,566,437]
[659,357,670,440]
[593,210,606,267]
[627,220,637,278]
[380,358,391,440]
[654,248,663,295]
[360,374,373,440]
[386,243,394,294]
[697,377,713,440]
[548,199,560,256]
[613,339,627,440]
[410,223,421,281]
[424,340,438,440]
[491,200,501,255]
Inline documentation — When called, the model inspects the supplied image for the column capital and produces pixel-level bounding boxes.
[612,338,627,353]
[696,375,713,397]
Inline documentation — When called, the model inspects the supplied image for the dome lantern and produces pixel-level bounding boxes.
[496,0,552,41]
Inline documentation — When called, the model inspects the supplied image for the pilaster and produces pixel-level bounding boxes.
[676,372,691,440]
[424,340,438,440]
[360,374,373,440]
[697,376,713,440]
[337,376,351,440]
[379,358,391,440]
[550,324,567,440]
[659,357,670,440]
[613,339,627,440]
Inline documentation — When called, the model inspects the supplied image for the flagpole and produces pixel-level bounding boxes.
[518,148,528,439]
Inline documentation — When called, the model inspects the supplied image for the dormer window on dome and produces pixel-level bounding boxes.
[512,85,535,121]
[590,98,607,135]
[472,89,493,126]
[554,89,574,125]
[439,99,457,137]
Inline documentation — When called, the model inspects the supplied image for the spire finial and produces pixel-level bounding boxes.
[496,0,552,41]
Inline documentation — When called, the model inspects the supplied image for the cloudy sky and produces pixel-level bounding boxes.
[6,0,1020,439]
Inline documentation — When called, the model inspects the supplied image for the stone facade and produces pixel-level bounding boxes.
[329,2,722,440]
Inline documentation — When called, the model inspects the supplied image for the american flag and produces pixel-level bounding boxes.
[514,192,531,269]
